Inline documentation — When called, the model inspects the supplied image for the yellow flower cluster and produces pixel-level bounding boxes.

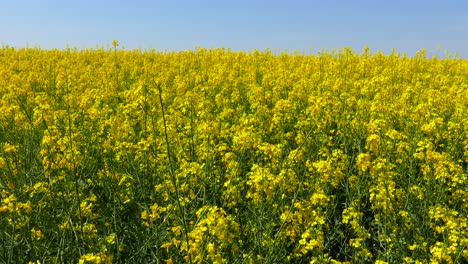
[0,45,467,263]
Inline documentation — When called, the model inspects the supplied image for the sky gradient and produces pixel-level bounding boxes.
[1,0,467,57]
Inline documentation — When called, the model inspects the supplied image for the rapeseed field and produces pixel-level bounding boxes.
[0,44,467,263]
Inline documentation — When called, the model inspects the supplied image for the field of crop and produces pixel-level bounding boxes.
[0,44,467,263]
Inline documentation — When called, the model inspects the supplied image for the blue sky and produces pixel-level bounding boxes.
[1,0,467,57]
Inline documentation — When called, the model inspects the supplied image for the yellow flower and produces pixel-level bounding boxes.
[82,223,97,240]
[58,221,70,230]
[3,143,17,153]
[408,243,418,250]
[106,234,116,245]
[78,253,102,264]
[141,210,149,221]
[31,228,43,241]
[160,242,172,251]
[365,134,380,153]
[375,261,388,264]
[111,40,119,47]
[356,153,371,172]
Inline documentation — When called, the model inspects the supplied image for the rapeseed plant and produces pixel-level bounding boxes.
[0,45,467,263]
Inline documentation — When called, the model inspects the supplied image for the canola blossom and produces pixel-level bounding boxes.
[0,45,467,263]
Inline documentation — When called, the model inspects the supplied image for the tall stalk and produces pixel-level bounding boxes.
[64,72,84,253]
[155,81,192,263]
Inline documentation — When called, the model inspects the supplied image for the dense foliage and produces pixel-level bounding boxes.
[0,45,467,263]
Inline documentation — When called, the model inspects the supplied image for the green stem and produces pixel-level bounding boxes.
[156,81,192,264]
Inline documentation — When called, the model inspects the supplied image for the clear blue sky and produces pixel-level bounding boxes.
[1,0,467,57]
